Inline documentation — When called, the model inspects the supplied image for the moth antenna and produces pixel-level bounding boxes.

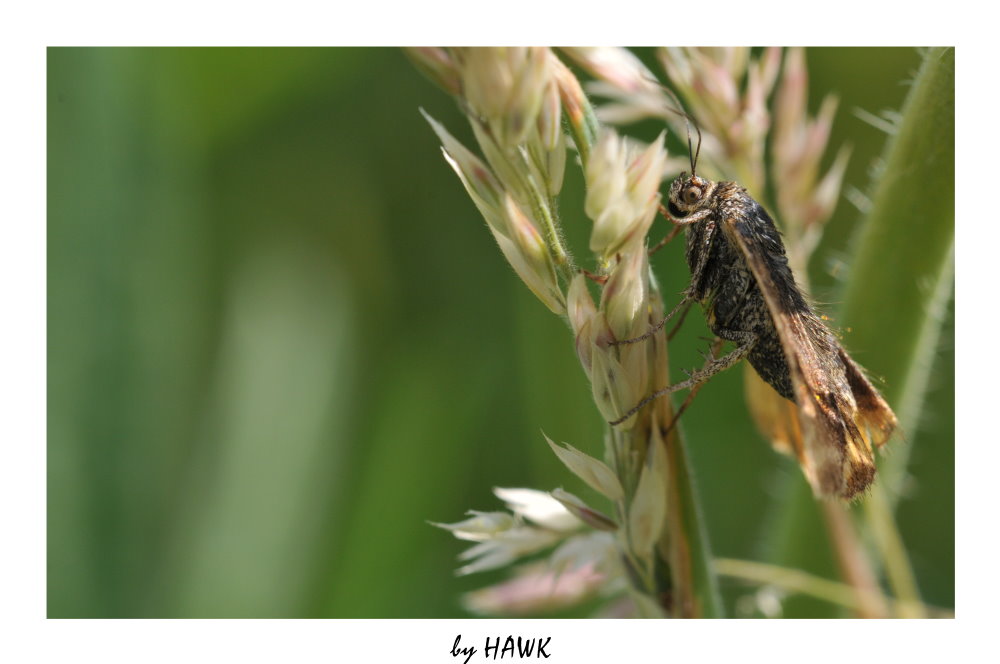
[640,74,702,177]
[685,118,695,176]
[692,121,702,177]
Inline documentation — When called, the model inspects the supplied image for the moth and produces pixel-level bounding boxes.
[613,143,897,500]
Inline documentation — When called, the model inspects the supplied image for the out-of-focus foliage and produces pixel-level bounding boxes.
[48,47,952,618]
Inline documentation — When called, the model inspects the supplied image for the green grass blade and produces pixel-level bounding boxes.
[840,47,955,492]
[756,47,954,616]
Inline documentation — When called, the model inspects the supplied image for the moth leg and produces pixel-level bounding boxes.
[671,331,756,392]
[648,206,713,255]
[611,294,692,347]
[665,206,714,226]
[659,338,725,437]
[609,333,755,427]
[647,222,683,255]
[666,299,695,341]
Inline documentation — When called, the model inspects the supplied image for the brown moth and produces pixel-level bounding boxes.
[612,155,896,499]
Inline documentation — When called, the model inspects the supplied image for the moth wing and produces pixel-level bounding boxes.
[837,347,898,449]
[719,209,879,499]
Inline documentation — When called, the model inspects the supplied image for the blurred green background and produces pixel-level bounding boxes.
[48,47,953,618]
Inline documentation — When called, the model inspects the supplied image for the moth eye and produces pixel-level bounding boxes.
[683,186,702,204]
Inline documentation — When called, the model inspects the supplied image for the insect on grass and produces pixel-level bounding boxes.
[610,110,897,500]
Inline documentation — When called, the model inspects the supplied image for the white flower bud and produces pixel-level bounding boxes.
[585,131,666,258]
[601,248,648,341]
[405,47,461,95]
[459,48,551,149]
[574,316,595,376]
[431,511,517,542]
[544,129,567,198]
[549,531,618,577]
[490,196,565,315]
[567,273,597,339]
[574,308,617,379]
[561,47,659,95]
[422,110,506,233]
[544,434,624,502]
[628,132,667,211]
[456,526,561,576]
[494,487,581,532]
[585,132,628,233]
[550,488,618,532]
[588,316,639,429]
[536,77,563,151]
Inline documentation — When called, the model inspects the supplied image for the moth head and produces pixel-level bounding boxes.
[667,173,714,219]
